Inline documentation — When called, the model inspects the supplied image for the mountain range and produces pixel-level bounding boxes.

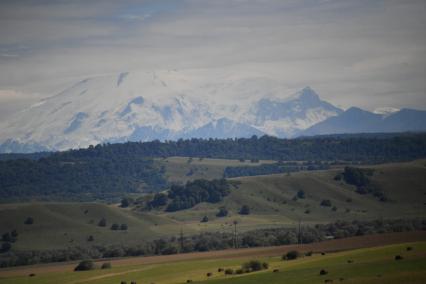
[0,69,425,153]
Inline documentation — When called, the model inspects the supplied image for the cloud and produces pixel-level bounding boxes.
[0,0,425,122]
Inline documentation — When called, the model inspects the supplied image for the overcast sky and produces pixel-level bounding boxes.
[0,0,425,120]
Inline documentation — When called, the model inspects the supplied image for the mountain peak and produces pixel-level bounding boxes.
[297,86,320,102]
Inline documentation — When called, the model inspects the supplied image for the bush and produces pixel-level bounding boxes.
[201,216,209,223]
[101,262,111,269]
[320,200,332,207]
[283,250,299,260]
[111,223,120,230]
[120,224,128,231]
[319,269,328,275]
[225,268,234,275]
[297,190,305,199]
[395,255,403,260]
[235,268,244,274]
[1,242,12,252]
[98,218,107,227]
[216,207,228,217]
[239,205,250,215]
[218,268,224,272]
[406,246,413,251]
[121,198,130,208]
[206,272,212,277]
[305,251,313,256]
[242,260,268,272]
[273,269,279,273]
[24,217,34,225]
[87,235,94,242]
[29,273,36,277]
[74,260,95,271]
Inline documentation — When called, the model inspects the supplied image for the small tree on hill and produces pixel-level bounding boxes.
[201,216,209,223]
[1,242,11,252]
[98,218,107,227]
[74,260,95,271]
[120,198,130,208]
[24,217,34,225]
[239,205,250,215]
[216,207,228,217]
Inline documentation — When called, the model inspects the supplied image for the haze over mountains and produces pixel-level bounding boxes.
[0,69,425,153]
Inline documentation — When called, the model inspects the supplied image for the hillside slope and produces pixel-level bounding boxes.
[1,160,424,251]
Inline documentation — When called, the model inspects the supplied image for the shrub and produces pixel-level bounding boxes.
[235,268,244,274]
[98,218,107,227]
[406,246,413,251]
[201,216,209,223]
[121,198,130,208]
[297,190,305,199]
[120,224,128,230]
[1,242,11,252]
[29,273,36,277]
[111,223,120,230]
[216,207,228,217]
[101,262,111,269]
[11,230,18,238]
[320,200,332,207]
[74,260,95,271]
[87,235,94,242]
[225,268,234,275]
[283,250,299,260]
[24,217,34,225]
[395,255,403,260]
[305,251,313,256]
[186,280,193,283]
[218,268,224,272]
[319,269,328,275]
[242,260,268,272]
[332,206,337,211]
[206,272,212,277]
[273,269,279,273]
[239,205,250,215]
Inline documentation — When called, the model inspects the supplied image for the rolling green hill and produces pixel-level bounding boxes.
[0,159,425,253]
[0,238,425,284]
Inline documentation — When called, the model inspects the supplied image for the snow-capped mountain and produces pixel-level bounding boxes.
[0,69,344,152]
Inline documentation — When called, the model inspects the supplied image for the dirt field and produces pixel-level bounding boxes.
[1,231,425,278]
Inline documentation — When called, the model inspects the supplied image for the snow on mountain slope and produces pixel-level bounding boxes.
[0,69,343,152]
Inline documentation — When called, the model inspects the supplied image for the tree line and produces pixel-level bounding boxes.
[0,218,423,268]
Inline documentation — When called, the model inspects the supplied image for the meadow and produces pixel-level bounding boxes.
[1,159,425,251]
[0,232,424,284]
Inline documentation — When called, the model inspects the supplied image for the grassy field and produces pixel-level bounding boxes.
[155,156,275,183]
[0,159,425,250]
[0,232,425,284]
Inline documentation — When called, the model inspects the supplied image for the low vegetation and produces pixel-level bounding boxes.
[0,218,423,268]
